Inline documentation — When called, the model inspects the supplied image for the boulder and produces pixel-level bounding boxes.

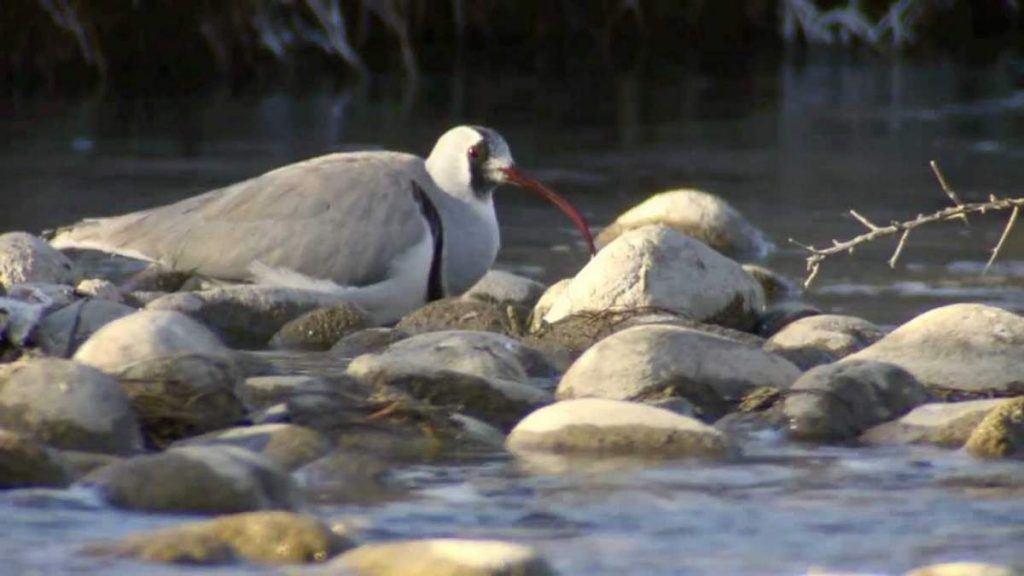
[462,270,547,308]
[330,539,554,576]
[0,429,71,488]
[557,325,799,419]
[147,285,358,348]
[33,299,136,357]
[357,331,532,383]
[74,310,245,446]
[396,298,524,337]
[86,511,352,565]
[83,445,300,513]
[171,423,331,470]
[0,232,80,288]
[595,189,772,259]
[765,314,884,370]
[507,398,732,458]
[782,360,930,441]
[860,399,1010,448]
[330,327,410,358]
[844,303,1024,395]
[529,278,571,332]
[269,303,371,351]
[0,357,142,454]
[541,226,765,331]
[964,397,1024,459]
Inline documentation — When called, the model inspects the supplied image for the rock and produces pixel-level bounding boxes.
[147,285,359,348]
[783,360,930,442]
[86,511,352,565]
[844,303,1024,396]
[860,399,1011,448]
[0,232,80,288]
[542,226,765,331]
[764,314,884,370]
[0,429,71,488]
[507,398,732,458]
[171,423,331,470]
[9,282,77,310]
[595,189,772,259]
[330,539,554,576]
[754,302,822,338]
[742,264,799,304]
[58,450,123,480]
[74,310,245,446]
[358,331,532,383]
[529,278,571,332]
[296,450,409,505]
[964,397,1024,458]
[526,308,763,367]
[904,562,1017,576]
[33,299,136,357]
[463,270,547,308]
[75,278,123,302]
[396,298,524,337]
[237,375,333,412]
[83,445,300,513]
[269,304,371,351]
[557,325,798,419]
[330,328,411,358]
[0,357,142,454]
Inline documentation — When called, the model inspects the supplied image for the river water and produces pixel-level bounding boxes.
[2,54,1024,574]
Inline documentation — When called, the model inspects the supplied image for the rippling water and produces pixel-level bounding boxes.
[3,55,1024,574]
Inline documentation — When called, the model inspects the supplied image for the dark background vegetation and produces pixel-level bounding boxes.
[3,0,1023,94]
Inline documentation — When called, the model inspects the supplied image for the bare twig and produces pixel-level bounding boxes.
[985,205,1020,274]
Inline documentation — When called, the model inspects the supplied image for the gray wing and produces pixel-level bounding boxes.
[52,152,433,287]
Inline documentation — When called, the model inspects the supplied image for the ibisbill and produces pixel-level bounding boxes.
[50,125,596,323]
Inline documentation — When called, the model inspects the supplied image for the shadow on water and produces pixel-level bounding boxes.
[3,54,1024,574]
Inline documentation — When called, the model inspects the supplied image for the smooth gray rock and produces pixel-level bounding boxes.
[844,303,1024,395]
[0,232,80,288]
[860,398,1011,448]
[83,445,300,513]
[463,270,547,309]
[783,360,930,441]
[330,539,554,576]
[0,429,71,488]
[170,423,331,470]
[269,303,371,351]
[765,314,884,369]
[595,189,773,259]
[557,325,799,419]
[529,278,571,332]
[33,299,137,357]
[542,226,765,331]
[0,357,142,454]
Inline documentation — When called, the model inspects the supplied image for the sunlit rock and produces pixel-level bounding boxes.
[964,397,1024,459]
[529,277,571,332]
[329,538,554,576]
[542,226,765,331]
[783,360,930,442]
[0,232,80,289]
[269,303,371,351]
[557,325,798,419]
[904,562,1017,576]
[765,314,884,370]
[860,398,1010,448]
[0,357,142,454]
[33,299,136,357]
[463,269,547,309]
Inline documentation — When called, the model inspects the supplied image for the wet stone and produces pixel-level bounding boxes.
[860,398,1011,448]
[269,303,371,351]
[463,269,547,309]
[0,429,71,489]
[171,423,332,470]
[765,314,885,370]
[329,327,411,358]
[0,232,80,289]
[396,298,524,337]
[329,539,555,576]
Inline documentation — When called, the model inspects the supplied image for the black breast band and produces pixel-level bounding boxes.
[411,181,446,302]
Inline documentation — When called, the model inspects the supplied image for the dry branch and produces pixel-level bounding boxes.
[791,162,1024,287]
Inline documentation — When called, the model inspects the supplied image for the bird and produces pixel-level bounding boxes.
[50,125,596,323]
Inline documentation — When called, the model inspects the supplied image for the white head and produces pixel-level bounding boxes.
[424,125,597,255]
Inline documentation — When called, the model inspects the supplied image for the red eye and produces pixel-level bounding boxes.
[468,146,480,160]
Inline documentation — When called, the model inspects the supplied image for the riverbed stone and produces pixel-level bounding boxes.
[146,285,358,348]
[964,396,1024,459]
[0,232,80,289]
[171,423,331,470]
[237,375,333,412]
[529,278,571,332]
[765,314,885,370]
[33,299,137,357]
[860,398,1011,447]
[269,303,371,351]
[331,539,554,576]
[0,429,71,488]
[463,269,547,308]
[508,398,731,458]
[396,298,524,337]
[844,303,1024,396]
[0,357,142,454]
[557,324,799,419]
[904,562,1018,576]
[783,360,930,441]
[84,445,300,513]
[329,327,411,358]
[86,511,352,565]
[595,189,773,260]
[73,310,245,446]
[542,226,765,331]
[358,331,530,383]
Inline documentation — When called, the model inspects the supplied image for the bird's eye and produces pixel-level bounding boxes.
[468,146,481,160]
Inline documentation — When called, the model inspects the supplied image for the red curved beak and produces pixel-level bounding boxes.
[500,166,596,257]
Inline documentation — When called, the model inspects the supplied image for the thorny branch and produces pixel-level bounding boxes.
[790,161,1024,287]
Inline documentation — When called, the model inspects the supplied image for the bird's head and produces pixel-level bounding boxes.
[426,125,596,255]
